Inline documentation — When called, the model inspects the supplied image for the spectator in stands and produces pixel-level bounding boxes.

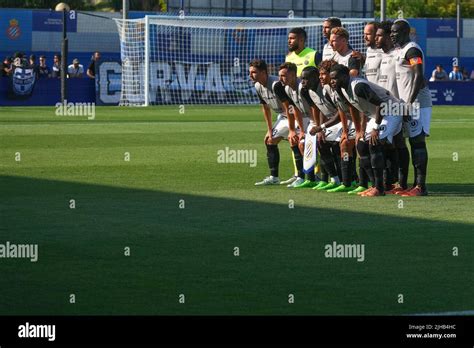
[470,69,474,81]
[68,58,84,78]
[29,54,39,78]
[449,64,463,81]
[13,52,26,67]
[51,54,61,78]
[87,51,101,79]
[461,66,469,81]
[38,55,50,78]
[430,64,448,81]
[1,57,12,77]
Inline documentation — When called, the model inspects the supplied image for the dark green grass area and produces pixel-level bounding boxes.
[0,105,473,315]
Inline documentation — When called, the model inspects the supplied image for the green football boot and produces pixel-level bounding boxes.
[312,181,328,190]
[348,186,368,195]
[327,184,354,193]
[294,180,318,189]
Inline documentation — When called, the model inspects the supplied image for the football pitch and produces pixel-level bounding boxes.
[0,105,472,315]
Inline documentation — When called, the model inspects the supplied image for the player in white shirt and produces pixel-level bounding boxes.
[330,27,361,77]
[322,17,342,61]
[391,19,432,196]
[358,21,384,194]
[375,21,410,194]
[363,21,383,84]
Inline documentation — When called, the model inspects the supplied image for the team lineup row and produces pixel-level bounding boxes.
[249,18,432,197]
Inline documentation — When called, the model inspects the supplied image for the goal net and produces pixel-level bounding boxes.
[114,15,370,106]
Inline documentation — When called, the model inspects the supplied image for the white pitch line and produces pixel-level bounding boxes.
[410,310,474,316]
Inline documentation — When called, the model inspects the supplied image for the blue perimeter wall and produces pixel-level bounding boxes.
[0,9,473,106]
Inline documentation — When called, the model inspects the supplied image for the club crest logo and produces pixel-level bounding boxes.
[379,125,387,132]
[6,18,21,40]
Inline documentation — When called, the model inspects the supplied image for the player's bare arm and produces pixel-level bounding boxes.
[292,104,306,141]
[369,105,382,146]
[348,104,363,143]
[262,104,274,144]
[281,100,298,145]
[408,62,425,104]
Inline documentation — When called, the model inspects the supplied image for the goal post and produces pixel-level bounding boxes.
[114,15,372,106]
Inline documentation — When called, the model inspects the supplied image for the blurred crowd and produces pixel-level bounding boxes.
[430,64,474,81]
[1,51,101,79]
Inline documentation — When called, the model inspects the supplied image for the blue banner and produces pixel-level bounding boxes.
[427,19,460,38]
[32,10,77,32]
[428,81,474,106]
[0,77,94,106]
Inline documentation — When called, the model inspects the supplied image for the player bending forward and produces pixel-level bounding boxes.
[277,62,314,188]
[330,64,402,197]
[300,65,342,191]
[249,59,307,186]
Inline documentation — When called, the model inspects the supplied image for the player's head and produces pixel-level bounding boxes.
[330,27,349,54]
[391,19,410,45]
[288,27,307,52]
[319,59,338,86]
[248,59,268,84]
[329,64,350,90]
[375,21,393,50]
[323,17,342,40]
[278,62,297,87]
[364,21,380,48]
[300,66,319,91]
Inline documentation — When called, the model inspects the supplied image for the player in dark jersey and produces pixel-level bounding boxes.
[391,19,432,196]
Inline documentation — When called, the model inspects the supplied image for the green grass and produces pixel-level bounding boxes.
[0,105,473,315]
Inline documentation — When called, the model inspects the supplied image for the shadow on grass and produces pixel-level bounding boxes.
[427,183,474,197]
[0,175,472,316]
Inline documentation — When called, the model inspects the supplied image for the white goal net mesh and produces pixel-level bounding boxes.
[114,16,370,106]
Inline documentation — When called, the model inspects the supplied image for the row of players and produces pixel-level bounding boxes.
[250,18,432,197]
